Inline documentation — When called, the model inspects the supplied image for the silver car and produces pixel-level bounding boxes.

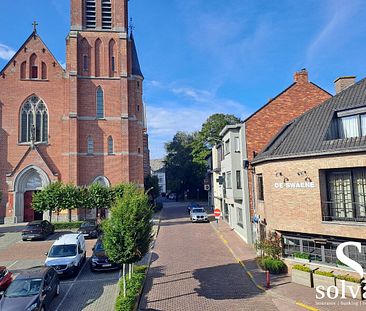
[190,207,209,223]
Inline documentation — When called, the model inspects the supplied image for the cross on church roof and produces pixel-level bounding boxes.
[32,20,38,32]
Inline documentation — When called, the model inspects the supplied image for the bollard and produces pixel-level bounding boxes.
[266,270,270,288]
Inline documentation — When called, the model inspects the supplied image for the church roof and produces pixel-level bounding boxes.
[0,30,65,75]
[252,77,366,165]
[130,32,143,78]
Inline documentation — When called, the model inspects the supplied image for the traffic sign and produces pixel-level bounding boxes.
[214,208,221,219]
[204,184,210,191]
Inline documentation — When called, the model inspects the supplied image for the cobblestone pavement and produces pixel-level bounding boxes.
[139,202,278,311]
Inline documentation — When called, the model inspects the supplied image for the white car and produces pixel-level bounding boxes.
[45,233,86,276]
[190,207,209,223]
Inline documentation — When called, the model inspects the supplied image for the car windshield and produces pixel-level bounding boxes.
[5,278,42,298]
[94,242,104,252]
[192,208,205,213]
[81,221,95,228]
[48,244,77,257]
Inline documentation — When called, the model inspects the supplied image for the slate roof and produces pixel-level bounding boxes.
[252,77,366,164]
[150,159,165,172]
[130,32,143,78]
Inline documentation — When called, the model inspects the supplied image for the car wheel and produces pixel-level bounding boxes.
[55,283,60,296]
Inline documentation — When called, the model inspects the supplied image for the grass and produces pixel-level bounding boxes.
[115,265,147,311]
[53,221,83,230]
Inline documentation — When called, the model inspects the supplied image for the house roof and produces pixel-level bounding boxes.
[150,159,165,172]
[252,77,366,164]
[130,32,143,78]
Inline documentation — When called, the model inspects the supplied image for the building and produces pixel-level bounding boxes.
[251,76,366,269]
[213,70,331,243]
[0,0,147,223]
[150,159,166,195]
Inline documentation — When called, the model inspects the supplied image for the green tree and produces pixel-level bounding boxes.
[144,175,160,200]
[165,132,206,199]
[111,183,129,203]
[86,183,111,219]
[102,184,153,296]
[58,183,80,222]
[191,113,241,163]
[32,181,63,222]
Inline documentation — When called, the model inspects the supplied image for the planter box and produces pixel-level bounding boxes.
[294,258,310,263]
[292,269,313,288]
[336,279,363,300]
[313,274,336,293]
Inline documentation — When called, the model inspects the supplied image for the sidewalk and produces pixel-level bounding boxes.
[211,220,362,311]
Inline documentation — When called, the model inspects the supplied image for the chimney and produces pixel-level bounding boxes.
[334,76,356,94]
[294,68,308,84]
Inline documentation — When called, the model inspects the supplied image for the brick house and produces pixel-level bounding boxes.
[0,0,148,223]
[213,70,331,243]
[251,76,366,269]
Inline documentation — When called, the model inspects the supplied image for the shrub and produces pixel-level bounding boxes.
[53,221,83,230]
[292,265,312,273]
[115,266,147,311]
[293,252,310,260]
[314,270,334,277]
[336,274,361,283]
[260,257,287,274]
[255,232,282,259]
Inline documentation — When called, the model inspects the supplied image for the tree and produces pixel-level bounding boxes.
[164,132,206,199]
[144,175,160,200]
[32,181,63,222]
[85,183,111,219]
[191,113,241,164]
[102,184,153,296]
[58,183,80,222]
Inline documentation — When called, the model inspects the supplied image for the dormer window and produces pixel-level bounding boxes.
[327,108,366,140]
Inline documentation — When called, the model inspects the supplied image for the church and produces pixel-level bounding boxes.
[0,0,149,223]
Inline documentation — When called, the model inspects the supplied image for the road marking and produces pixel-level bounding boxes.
[296,301,320,311]
[7,260,18,269]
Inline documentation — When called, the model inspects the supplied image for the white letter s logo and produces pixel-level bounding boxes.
[336,242,364,279]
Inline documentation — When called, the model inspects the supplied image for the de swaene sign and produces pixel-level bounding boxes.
[274,181,315,189]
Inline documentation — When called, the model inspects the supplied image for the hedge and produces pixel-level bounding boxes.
[115,265,147,311]
[292,264,312,273]
[293,252,310,260]
[53,221,84,230]
[314,270,334,277]
[336,274,361,283]
[258,257,287,274]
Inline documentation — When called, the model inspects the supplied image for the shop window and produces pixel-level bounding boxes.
[257,174,264,201]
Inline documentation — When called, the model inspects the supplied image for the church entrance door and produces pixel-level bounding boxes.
[24,191,43,222]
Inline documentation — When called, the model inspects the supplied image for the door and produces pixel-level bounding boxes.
[24,191,43,222]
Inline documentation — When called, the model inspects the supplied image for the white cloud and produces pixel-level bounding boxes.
[0,43,15,61]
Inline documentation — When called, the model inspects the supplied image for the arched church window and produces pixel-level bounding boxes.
[108,136,114,154]
[109,39,116,77]
[85,0,96,29]
[102,0,112,29]
[41,62,47,80]
[20,61,26,79]
[29,54,38,79]
[87,136,94,154]
[95,38,102,77]
[96,86,104,118]
[20,95,48,143]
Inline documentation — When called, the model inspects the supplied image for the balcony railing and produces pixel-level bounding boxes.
[322,201,366,222]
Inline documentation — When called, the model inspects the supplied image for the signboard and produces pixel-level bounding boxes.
[214,208,221,219]
[274,182,315,189]
[204,184,210,191]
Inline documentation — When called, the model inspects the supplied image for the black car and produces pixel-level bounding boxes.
[22,220,55,241]
[78,220,100,238]
[0,267,60,311]
[90,239,120,271]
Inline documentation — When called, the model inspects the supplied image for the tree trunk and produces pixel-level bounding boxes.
[122,264,126,297]
[49,208,52,223]
[68,209,72,222]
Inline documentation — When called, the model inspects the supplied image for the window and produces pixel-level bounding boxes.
[236,170,242,189]
[109,39,116,77]
[41,62,47,80]
[87,136,94,154]
[234,136,240,152]
[96,86,104,118]
[95,39,102,77]
[224,139,230,155]
[324,168,366,221]
[85,0,96,29]
[20,96,48,143]
[102,0,112,29]
[226,171,232,189]
[20,61,26,79]
[327,112,366,139]
[108,136,113,154]
[257,174,264,201]
[29,54,38,79]
[83,55,88,71]
[237,206,243,228]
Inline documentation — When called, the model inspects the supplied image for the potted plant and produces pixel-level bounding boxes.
[292,265,313,288]
[313,270,336,292]
[336,275,363,300]
[293,252,310,263]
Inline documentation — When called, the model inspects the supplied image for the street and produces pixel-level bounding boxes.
[139,201,277,311]
[0,228,120,311]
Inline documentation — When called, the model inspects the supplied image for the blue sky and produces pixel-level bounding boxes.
[1,1,366,159]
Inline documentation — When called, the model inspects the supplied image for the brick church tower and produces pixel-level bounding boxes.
[0,0,148,223]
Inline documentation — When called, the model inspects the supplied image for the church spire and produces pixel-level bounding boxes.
[130,32,143,78]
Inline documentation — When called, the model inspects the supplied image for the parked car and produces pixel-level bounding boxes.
[22,220,55,241]
[77,220,100,239]
[45,233,86,277]
[0,267,12,292]
[0,267,59,311]
[168,193,177,200]
[90,238,121,272]
[187,202,199,214]
[190,207,209,223]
